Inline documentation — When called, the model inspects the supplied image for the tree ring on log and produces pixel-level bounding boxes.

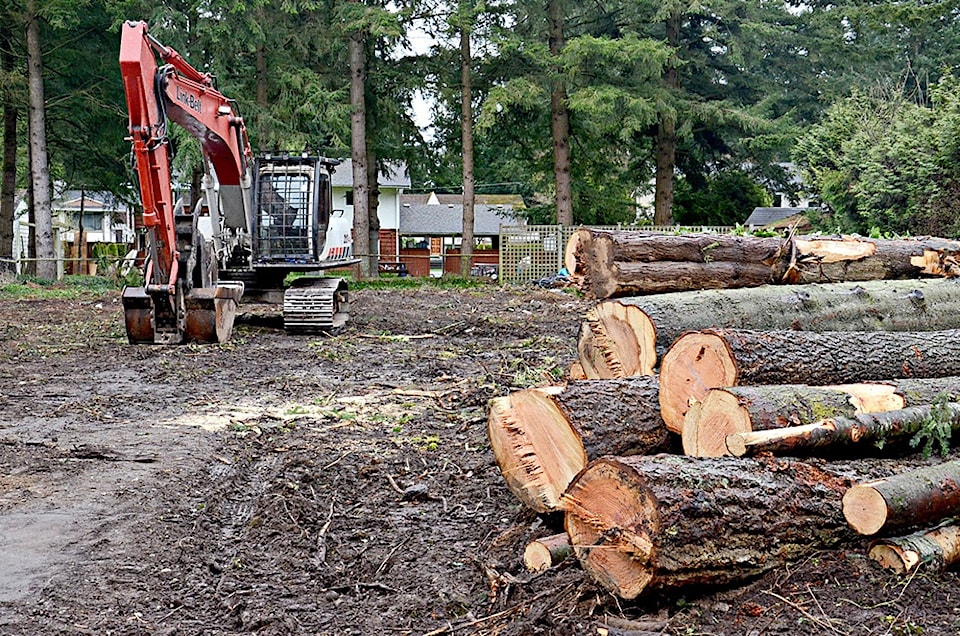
[487,390,588,513]
[659,332,738,433]
[842,484,888,535]
[681,389,749,457]
[578,302,656,379]
[562,458,658,599]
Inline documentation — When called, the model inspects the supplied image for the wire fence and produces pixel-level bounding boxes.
[497,224,735,285]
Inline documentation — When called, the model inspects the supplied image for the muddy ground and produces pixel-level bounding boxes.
[0,281,958,635]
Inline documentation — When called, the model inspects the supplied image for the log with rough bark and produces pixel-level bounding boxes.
[726,402,960,457]
[685,377,960,457]
[658,328,960,434]
[579,280,960,376]
[843,460,960,536]
[487,377,669,512]
[869,523,960,574]
[561,454,855,599]
[523,533,572,572]
[564,228,960,299]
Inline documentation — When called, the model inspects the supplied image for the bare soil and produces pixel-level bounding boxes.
[0,283,958,635]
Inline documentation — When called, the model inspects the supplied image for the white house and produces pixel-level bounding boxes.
[330,159,411,258]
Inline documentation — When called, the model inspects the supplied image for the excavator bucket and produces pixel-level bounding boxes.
[122,286,157,344]
[183,283,244,344]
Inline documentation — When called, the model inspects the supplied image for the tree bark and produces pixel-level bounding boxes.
[564,229,960,299]
[523,533,572,572]
[579,279,960,375]
[727,402,960,458]
[487,377,669,513]
[653,11,680,226]
[549,0,573,226]
[869,523,960,574]
[562,455,856,599]
[26,3,55,280]
[687,377,960,457]
[843,460,960,536]
[659,328,960,434]
[459,14,475,277]
[348,24,370,278]
[0,12,17,270]
[366,146,380,277]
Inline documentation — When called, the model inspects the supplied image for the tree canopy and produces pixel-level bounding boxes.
[3,0,960,246]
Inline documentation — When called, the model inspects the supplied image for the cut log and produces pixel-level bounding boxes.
[726,402,960,457]
[869,524,960,574]
[581,279,960,374]
[577,301,655,379]
[659,328,960,434]
[685,377,960,457]
[564,228,960,299]
[523,533,572,572]
[487,377,669,512]
[561,455,855,599]
[843,460,960,535]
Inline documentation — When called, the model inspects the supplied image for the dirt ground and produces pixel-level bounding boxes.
[0,282,959,636]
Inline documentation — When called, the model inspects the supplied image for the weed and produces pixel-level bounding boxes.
[909,393,954,458]
[285,405,308,415]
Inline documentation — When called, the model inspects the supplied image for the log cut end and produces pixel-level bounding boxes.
[487,389,588,513]
[523,533,572,573]
[565,229,619,299]
[578,301,657,379]
[681,388,749,457]
[659,331,738,434]
[842,484,888,535]
[868,542,918,575]
[834,382,904,413]
[562,457,658,600]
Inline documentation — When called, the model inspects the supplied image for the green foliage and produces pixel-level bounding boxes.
[909,394,955,459]
[794,79,960,238]
[673,170,772,226]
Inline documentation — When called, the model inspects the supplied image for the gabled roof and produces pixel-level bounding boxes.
[745,207,811,226]
[330,159,410,189]
[403,192,525,208]
[52,190,128,211]
[400,202,523,236]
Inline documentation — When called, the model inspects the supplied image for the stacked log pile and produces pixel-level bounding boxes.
[488,230,960,599]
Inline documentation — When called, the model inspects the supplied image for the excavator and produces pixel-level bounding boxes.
[118,20,356,344]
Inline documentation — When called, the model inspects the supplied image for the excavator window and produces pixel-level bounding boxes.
[256,172,313,260]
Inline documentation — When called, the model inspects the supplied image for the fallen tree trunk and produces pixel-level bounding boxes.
[564,229,960,299]
[561,454,856,599]
[869,523,960,574]
[659,328,960,433]
[487,377,669,512]
[579,280,960,376]
[685,377,960,457]
[843,460,960,535]
[523,533,572,572]
[726,402,960,457]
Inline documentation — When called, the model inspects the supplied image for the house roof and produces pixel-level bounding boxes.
[400,202,523,236]
[52,190,128,211]
[402,192,526,208]
[330,159,410,189]
[745,207,810,226]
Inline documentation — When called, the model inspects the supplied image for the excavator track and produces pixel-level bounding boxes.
[282,277,349,334]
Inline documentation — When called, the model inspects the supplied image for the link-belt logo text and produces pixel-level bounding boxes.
[175,86,202,114]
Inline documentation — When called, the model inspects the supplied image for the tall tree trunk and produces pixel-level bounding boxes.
[549,0,572,226]
[0,13,17,272]
[460,14,475,278]
[254,12,269,147]
[349,27,370,278]
[366,146,380,277]
[26,4,55,280]
[653,11,680,226]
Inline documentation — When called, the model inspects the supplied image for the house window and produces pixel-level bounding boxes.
[74,212,103,232]
[345,190,354,206]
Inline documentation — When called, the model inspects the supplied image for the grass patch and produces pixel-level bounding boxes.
[0,275,120,300]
